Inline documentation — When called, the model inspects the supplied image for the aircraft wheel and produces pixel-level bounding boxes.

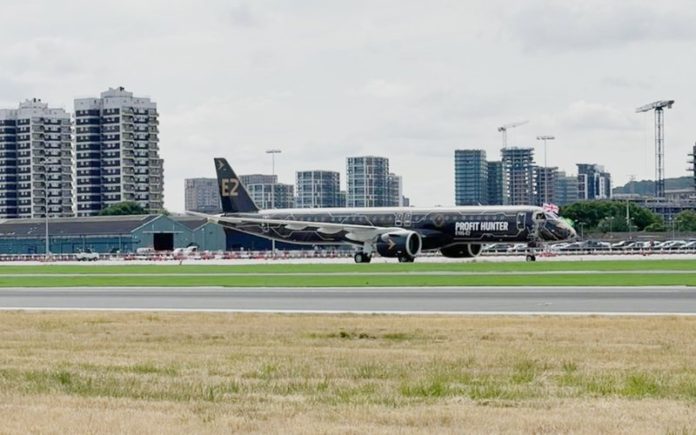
[354,252,371,263]
[525,254,536,262]
[398,255,415,263]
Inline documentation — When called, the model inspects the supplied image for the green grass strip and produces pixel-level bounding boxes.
[0,259,696,275]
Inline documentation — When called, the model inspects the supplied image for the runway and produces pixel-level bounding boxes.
[0,286,695,315]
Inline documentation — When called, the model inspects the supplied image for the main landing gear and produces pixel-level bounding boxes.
[397,254,415,263]
[354,252,372,263]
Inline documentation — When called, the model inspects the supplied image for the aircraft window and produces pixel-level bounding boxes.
[535,212,546,220]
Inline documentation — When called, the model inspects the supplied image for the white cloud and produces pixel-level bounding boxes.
[0,0,695,210]
[506,0,696,52]
[359,79,411,98]
[558,101,641,131]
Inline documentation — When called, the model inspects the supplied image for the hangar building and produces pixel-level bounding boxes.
[0,215,225,254]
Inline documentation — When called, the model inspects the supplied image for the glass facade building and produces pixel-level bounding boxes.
[502,147,535,206]
[534,166,558,206]
[487,161,506,205]
[184,178,221,213]
[346,156,390,207]
[454,150,488,205]
[295,170,341,208]
[555,171,579,206]
[240,174,294,209]
[577,163,611,200]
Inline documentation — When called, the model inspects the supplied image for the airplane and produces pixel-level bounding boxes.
[189,158,577,263]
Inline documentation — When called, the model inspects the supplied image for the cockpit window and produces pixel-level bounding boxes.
[534,212,546,221]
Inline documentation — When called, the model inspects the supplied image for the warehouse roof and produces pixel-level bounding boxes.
[171,216,209,230]
[0,215,160,237]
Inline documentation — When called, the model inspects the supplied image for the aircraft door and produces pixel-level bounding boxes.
[516,212,526,231]
[403,212,412,227]
[395,213,403,227]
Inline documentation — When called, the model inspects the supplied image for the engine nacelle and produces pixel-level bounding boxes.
[440,243,483,258]
[375,231,422,258]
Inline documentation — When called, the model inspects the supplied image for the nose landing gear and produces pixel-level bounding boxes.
[526,241,538,262]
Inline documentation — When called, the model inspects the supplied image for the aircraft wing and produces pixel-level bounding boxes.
[187,211,403,243]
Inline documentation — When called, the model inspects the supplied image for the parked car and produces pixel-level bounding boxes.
[661,240,687,251]
[75,248,99,261]
[610,240,632,250]
[507,243,528,253]
[484,243,511,253]
[559,242,585,252]
[584,240,611,251]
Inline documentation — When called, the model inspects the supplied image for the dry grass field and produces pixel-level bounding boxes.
[1,312,696,433]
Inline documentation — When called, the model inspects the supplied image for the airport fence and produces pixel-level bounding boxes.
[0,246,694,262]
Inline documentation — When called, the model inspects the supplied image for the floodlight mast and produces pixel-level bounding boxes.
[498,120,529,148]
[636,100,674,198]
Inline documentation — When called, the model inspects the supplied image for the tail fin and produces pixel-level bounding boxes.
[214,158,259,213]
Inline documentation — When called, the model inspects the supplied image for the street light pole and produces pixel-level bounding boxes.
[265,149,282,258]
[536,136,555,205]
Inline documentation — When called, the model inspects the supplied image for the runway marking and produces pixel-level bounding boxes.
[0,307,694,316]
[2,270,696,277]
[0,286,691,294]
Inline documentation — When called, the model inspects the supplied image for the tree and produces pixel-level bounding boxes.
[644,222,667,232]
[597,216,628,233]
[675,210,696,232]
[560,200,661,232]
[99,201,148,216]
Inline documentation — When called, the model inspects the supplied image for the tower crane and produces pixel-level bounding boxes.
[636,100,674,198]
[498,120,529,148]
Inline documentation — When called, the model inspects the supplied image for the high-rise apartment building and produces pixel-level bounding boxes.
[240,174,294,209]
[502,147,535,206]
[487,161,506,205]
[295,170,341,208]
[454,150,488,205]
[577,163,611,200]
[346,156,390,207]
[534,166,558,206]
[555,171,580,206]
[74,87,163,216]
[184,178,221,213]
[0,99,73,219]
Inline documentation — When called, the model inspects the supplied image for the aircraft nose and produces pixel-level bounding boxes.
[558,220,576,241]
[541,218,576,241]
[568,225,578,240]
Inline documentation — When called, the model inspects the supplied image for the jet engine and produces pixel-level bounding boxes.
[375,231,422,258]
[440,243,483,258]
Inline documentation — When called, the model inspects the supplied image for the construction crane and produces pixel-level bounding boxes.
[636,100,675,198]
[498,120,529,148]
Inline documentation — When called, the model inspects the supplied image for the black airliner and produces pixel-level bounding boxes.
[189,158,576,263]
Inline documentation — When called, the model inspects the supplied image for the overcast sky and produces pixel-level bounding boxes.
[2,0,695,210]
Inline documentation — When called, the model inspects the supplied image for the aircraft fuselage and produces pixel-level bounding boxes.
[218,205,553,250]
